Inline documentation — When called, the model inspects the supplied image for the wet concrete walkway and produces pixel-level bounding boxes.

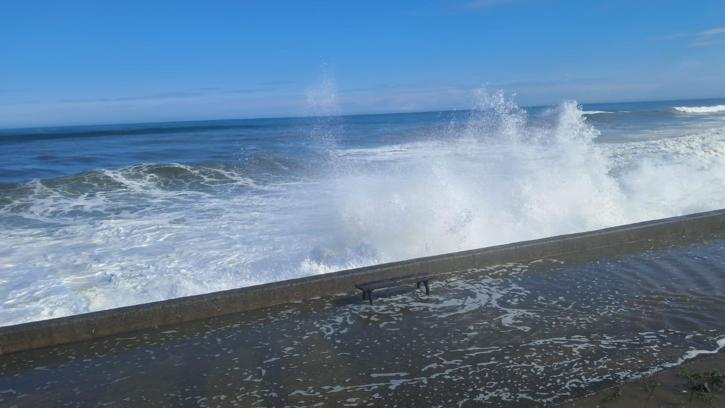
[1,235,724,407]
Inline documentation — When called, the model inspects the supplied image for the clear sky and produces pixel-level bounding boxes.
[2,0,725,128]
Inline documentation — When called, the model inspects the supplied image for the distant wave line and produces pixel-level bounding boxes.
[0,123,266,141]
[673,105,725,114]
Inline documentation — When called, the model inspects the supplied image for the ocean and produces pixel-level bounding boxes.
[2,92,725,326]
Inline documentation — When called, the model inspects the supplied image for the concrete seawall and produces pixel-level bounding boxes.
[2,209,725,356]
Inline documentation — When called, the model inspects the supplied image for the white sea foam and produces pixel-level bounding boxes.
[2,90,725,325]
[581,110,611,115]
[673,104,725,114]
[674,336,725,364]
[636,336,725,377]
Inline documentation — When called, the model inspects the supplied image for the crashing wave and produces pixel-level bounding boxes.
[673,105,725,114]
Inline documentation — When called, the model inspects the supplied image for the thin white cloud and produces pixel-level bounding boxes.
[691,26,725,47]
[692,39,725,48]
[699,27,725,37]
[656,26,725,47]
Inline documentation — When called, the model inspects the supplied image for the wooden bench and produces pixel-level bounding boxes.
[355,274,431,305]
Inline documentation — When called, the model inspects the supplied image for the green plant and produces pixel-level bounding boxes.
[640,376,661,399]
[600,386,623,403]
[677,367,724,404]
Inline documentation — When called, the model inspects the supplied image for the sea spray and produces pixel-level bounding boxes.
[306,72,343,155]
[317,92,629,266]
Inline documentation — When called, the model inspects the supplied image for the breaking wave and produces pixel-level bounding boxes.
[673,104,725,114]
[320,92,725,262]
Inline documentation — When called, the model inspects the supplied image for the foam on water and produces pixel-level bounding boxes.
[581,110,612,115]
[673,104,725,114]
[2,90,725,325]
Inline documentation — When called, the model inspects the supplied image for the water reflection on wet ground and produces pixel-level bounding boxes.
[1,236,724,407]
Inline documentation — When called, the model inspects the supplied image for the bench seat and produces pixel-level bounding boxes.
[355,274,431,305]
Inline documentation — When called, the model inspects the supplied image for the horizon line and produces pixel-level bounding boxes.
[2,95,724,133]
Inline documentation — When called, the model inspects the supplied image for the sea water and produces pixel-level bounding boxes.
[2,91,725,326]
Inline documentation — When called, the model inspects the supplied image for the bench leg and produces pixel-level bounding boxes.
[367,290,373,305]
[416,281,421,289]
[362,290,367,300]
[423,280,430,295]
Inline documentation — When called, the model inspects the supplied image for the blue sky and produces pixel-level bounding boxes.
[1,0,725,128]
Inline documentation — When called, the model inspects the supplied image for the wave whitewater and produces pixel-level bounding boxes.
[673,104,725,114]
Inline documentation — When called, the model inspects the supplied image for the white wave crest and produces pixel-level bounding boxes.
[673,104,725,114]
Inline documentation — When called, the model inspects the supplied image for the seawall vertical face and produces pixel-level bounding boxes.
[1,209,725,355]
